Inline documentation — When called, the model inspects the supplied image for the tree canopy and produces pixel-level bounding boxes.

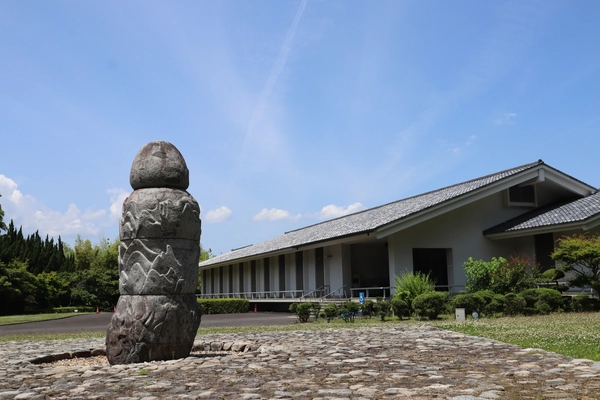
[0,193,7,232]
[0,194,209,315]
[552,234,600,295]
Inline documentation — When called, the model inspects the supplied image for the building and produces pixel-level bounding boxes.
[198,160,600,302]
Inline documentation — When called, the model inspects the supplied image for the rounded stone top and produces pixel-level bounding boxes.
[129,141,189,190]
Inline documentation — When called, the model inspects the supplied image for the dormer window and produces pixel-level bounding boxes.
[508,184,536,206]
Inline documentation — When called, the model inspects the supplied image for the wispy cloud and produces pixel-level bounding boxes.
[245,0,308,138]
[205,206,233,223]
[236,0,308,176]
[493,112,517,126]
[253,208,301,222]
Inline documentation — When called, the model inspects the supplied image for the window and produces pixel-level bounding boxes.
[412,248,449,288]
[508,184,536,206]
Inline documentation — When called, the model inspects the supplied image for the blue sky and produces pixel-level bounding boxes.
[1,1,599,256]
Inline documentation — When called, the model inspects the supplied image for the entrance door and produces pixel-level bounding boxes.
[412,248,449,288]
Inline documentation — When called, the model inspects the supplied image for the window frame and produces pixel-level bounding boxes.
[507,184,537,207]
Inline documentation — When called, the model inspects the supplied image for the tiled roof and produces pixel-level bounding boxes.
[484,191,600,235]
[200,161,544,267]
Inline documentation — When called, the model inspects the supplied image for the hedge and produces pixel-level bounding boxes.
[51,306,97,314]
[412,291,449,320]
[197,298,250,314]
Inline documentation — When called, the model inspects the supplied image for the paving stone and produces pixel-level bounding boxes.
[1,326,600,399]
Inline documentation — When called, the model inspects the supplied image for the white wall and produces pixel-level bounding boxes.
[324,244,344,292]
[388,191,528,292]
[285,253,296,292]
[304,250,314,292]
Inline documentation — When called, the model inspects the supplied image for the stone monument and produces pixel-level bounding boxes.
[106,141,201,364]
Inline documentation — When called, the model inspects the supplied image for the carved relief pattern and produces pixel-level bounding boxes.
[118,239,200,295]
[105,294,201,364]
[120,188,201,241]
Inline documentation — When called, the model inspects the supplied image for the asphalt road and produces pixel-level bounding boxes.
[0,312,297,335]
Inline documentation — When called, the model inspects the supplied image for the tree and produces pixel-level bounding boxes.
[0,220,75,273]
[70,237,119,308]
[200,242,213,262]
[74,236,97,270]
[552,234,600,295]
[0,260,38,315]
[0,193,7,232]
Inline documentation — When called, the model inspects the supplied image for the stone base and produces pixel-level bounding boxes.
[106,294,201,364]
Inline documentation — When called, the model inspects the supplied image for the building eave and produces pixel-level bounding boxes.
[484,214,600,240]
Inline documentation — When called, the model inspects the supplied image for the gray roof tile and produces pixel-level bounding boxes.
[484,191,600,235]
[200,161,543,267]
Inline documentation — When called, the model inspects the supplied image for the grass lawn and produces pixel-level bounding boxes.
[0,313,92,325]
[427,312,600,361]
[1,312,599,361]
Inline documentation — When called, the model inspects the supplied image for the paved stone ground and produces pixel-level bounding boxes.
[1,325,599,399]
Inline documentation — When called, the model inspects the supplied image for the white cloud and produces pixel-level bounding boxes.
[315,202,364,220]
[0,174,25,206]
[0,173,118,240]
[29,203,105,238]
[253,208,301,222]
[108,188,130,221]
[205,206,233,223]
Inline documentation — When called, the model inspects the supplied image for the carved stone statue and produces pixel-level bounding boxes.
[106,141,201,364]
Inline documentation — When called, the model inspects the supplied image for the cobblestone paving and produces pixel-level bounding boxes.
[1,325,599,399]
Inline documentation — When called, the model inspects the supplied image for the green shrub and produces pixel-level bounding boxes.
[390,296,408,320]
[541,268,565,281]
[591,298,600,311]
[310,302,322,322]
[534,300,552,315]
[394,272,435,313]
[362,300,375,318]
[570,294,592,312]
[462,257,505,293]
[294,302,312,323]
[197,298,250,314]
[537,288,565,311]
[373,300,391,321]
[503,293,526,316]
[323,303,338,322]
[474,290,505,316]
[451,290,503,317]
[487,293,505,316]
[518,288,563,314]
[451,293,480,315]
[412,291,449,320]
[339,301,360,323]
[463,255,538,294]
